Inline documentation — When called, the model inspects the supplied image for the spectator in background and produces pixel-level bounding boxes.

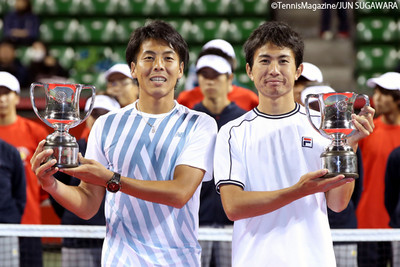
[300,84,335,107]
[105,63,139,108]
[294,62,323,105]
[0,138,26,267]
[51,94,120,267]
[3,0,40,46]
[301,85,363,267]
[79,63,138,140]
[79,63,137,139]
[193,46,246,267]
[356,72,400,267]
[27,41,69,84]
[385,145,400,267]
[0,138,26,223]
[0,40,29,88]
[177,39,258,111]
[0,71,49,267]
[320,0,350,40]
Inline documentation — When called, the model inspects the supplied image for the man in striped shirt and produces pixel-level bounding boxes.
[31,20,217,266]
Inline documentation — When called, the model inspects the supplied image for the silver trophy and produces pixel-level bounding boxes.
[305,92,370,178]
[30,83,95,168]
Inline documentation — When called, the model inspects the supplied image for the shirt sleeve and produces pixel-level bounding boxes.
[175,113,217,182]
[85,116,109,167]
[214,123,246,192]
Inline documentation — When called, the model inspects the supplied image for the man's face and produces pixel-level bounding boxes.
[0,86,19,117]
[0,43,15,64]
[15,0,29,11]
[372,87,400,116]
[197,67,232,101]
[131,38,184,100]
[106,72,138,107]
[246,42,301,100]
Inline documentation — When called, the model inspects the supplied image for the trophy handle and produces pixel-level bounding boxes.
[356,93,370,110]
[304,94,322,134]
[30,82,54,129]
[71,85,96,128]
[345,93,370,137]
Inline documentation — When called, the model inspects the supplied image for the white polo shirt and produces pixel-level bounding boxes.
[214,103,335,267]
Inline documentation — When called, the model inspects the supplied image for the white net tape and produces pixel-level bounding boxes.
[2,224,400,266]
[1,224,400,242]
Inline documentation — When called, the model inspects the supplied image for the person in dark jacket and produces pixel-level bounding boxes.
[3,0,39,46]
[385,146,400,266]
[0,41,29,88]
[0,138,26,267]
[385,146,400,228]
[193,41,246,267]
[0,138,26,222]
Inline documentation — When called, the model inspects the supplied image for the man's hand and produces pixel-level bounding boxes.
[30,140,59,192]
[294,169,353,196]
[59,154,113,187]
[348,106,375,147]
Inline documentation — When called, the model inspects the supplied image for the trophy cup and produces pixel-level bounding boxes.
[305,92,370,178]
[30,83,96,168]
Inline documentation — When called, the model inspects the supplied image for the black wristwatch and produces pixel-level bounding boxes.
[106,172,121,193]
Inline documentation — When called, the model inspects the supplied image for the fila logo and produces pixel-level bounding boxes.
[302,137,313,148]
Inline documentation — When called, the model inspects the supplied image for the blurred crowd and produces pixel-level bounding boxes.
[0,0,69,90]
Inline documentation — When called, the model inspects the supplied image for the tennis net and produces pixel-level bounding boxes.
[1,224,400,266]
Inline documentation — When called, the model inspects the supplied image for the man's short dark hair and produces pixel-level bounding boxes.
[244,21,304,70]
[125,20,189,70]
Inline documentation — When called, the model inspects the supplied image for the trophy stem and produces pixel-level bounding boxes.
[321,141,358,179]
[44,130,79,168]
[54,123,70,132]
[332,138,347,148]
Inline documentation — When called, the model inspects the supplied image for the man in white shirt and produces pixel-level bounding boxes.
[214,21,375,267]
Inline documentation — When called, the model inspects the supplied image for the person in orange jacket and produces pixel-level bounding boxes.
[177,39,258,111]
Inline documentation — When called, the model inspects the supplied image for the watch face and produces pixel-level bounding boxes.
[107,181,120,193]
[107,173,121,193]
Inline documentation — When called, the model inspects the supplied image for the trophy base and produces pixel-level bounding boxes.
[53,162,79,169]
[322,172,359,179]
[44,142,79,169]
[321,149,359,179]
